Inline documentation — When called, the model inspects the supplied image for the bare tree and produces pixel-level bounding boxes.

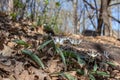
[0,0,13,13]
[73,0,78,34]
[96,0,112,36]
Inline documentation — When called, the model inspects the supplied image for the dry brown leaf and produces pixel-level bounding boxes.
[112,61,120,66]
[18,70,30,80]
[14,62,24,75]
[47,59,59,73]
[28,67,49,80]
[0,44,14,56]
[67,71,76,77]
[15,23,20,27]
[36,26,44,34]
[27,21,32,26]
[69,34,83,39]
[2,78,11,80]
[115,72,120,79]
[51,77,59,80]
[7,42,16,48]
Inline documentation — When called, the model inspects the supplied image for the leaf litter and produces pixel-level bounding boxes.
[0,14,120,80]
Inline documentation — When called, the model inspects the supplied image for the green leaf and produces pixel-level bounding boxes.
[10,12,17,20]
[22,49,45,69]
[14,0,24,8]
[96,71,110,77]
[76,54,86,66]
[106,61,116,67]
[56,47,66,66]
[55,2,60,7]
[13,39,29,47]
[38,40,53,50]
[62,50,76,58]
[44,0,49,4]
[63,50,86,67]
[93,62,98,72]
[61,73,77,80]
[89,74,96,80]
[76,69,84,75]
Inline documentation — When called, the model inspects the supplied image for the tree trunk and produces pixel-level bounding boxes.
[96,0,103,36]
[0,0,13,13]
[8,0,13,13]
[102,0,112,36]
[97,0,112,36]
[73,0,78,34]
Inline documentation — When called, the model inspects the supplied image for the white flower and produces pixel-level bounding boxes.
[70,39,82,45]
[53,37,82,45]
[87,51,99,58]
[103,51,109,59]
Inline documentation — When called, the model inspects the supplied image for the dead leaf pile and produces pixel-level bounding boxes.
[0,14,120,80]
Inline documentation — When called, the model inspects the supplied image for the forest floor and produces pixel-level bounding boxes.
[0,14,120,80]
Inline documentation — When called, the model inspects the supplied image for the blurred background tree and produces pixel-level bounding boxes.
[0,0,120,38]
